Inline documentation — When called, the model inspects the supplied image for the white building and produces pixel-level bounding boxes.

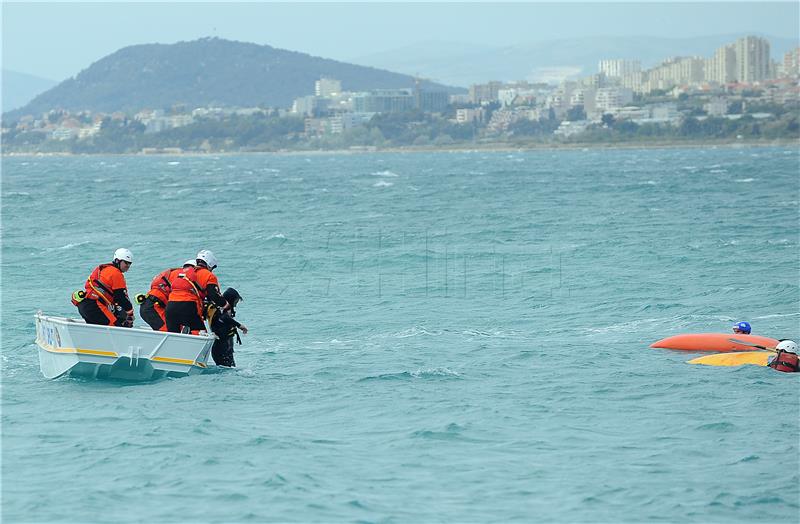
[315,78,342,98]
[706,44,736,84]
[704,97,728,117]
[650,103,680,122]
[554,120,591,137]
[456,108,485,124]
[292,96,319,116]
[595,87,634,113]
[51,127,76,140]
[734,36,770,83]
[599,59,641,78]
[328,112,374,133]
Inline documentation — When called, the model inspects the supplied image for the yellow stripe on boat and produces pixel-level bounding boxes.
[37,341,118,357]
[40,342,205,367]
[688,351,771,367]
[151,356,205,367]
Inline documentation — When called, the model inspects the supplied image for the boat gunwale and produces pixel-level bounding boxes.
[35,312,215,342]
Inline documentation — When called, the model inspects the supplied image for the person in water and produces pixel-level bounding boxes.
[207,287,248,367]
[768,340,799,373]
[733,321,751,335]
[72,248,135,327]
[165,249,228,334]
[139,260,195,331]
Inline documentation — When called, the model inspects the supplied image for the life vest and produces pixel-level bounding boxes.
[170,266,203,299]
[81,264,119,307]
[147,267,180,305]
[769,351,800,373]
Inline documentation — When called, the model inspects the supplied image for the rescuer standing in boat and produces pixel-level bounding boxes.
[72,248,135,327]
[165,249,228,334]
[139,259,195,331]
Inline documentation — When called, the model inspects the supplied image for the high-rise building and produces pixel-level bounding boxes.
[645,56,704,91]
[598,59,641,78]
[734,36,770,83]
[705,44,736,84]
[783,48,800,77]
[469,81,504,104]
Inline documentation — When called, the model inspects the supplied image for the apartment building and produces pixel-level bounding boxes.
[734,36,770,83]
[598,59,641,78]
[706,44,736,84]
[455,108,485,124]
[645,56,705,92]
[595,87,634,113]
[783,48,800,77]
[352,90,415,113]
[315,78,342,98]
[469,81,504,104]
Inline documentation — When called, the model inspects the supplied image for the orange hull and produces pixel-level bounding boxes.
[650,333,779,352]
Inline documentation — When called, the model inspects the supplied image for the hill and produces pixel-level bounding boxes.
[351,34,800,86]
[4,38,462,120]
[2,70,59,112]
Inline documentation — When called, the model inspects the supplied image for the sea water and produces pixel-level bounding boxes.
[2,147,798,523]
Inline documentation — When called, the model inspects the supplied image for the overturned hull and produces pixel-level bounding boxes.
[35,312,214,381]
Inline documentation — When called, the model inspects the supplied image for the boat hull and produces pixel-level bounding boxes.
[35,312,214,380]
[650,333,779,352]
[688,351,771,367]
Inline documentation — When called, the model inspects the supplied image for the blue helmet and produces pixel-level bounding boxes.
[733,321,751,334]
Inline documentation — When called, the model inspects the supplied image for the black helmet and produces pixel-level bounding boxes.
[223,287,242,305]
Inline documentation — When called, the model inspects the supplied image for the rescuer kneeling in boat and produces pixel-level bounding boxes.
[732,321,752,335]
[165,249,228,334]
[768,340,799,373]
[72,248,135,327]
[207,287,248,367]
[139,259,195,331]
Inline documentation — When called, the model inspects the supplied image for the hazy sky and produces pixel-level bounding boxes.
[3,2,798,81]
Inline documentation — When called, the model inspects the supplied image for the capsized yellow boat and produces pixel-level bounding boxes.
[688,351,771,367]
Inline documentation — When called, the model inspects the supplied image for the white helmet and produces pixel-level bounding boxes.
[196,249,218,269]
[113,248,133,263]
[183,259,196,267]
[776,340,797,354]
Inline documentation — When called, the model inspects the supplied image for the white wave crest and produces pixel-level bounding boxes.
[373,181,394,188]
[411,367,461,378]
[46,240,91,251]
[371,170,399,177]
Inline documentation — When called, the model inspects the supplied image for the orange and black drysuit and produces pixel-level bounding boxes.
[140,267,183,331]
[165,265,227,334]
[74,263,134,326]
[768,350,799,373]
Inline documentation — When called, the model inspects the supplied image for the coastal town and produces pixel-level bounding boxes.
[3,35,799,153]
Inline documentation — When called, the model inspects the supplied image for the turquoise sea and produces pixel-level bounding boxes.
[2,146,799,523]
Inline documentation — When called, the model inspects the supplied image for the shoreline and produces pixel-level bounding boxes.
[2,138,797,158]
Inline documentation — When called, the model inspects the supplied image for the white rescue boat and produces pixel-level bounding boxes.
[35,311,214,381]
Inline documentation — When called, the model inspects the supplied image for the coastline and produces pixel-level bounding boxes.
[2,138,797,158]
